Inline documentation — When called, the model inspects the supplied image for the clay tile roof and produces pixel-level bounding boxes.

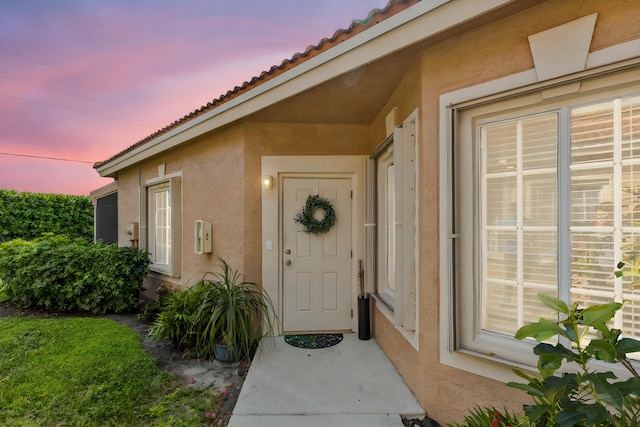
[94,0,418,169]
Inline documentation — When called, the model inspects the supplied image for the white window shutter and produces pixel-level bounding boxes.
[170,177,182,278]
[393,121,417,331]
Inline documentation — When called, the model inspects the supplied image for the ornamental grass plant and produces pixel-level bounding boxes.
[150,258,277,361]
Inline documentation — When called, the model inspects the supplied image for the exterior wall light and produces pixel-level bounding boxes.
[263,175,273,190]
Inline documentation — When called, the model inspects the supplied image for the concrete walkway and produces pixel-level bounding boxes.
[228,334,424,426]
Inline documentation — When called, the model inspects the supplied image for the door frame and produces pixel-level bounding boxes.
[262,155,366,335]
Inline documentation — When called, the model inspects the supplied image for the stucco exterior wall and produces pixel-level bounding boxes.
[370,57,421,147]
[115,121,369,294]
[115,168,141,248]
[115,125,246,289]
[176,125,246,283]
[370,0,640,423]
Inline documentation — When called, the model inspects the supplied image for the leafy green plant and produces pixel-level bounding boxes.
[150,258,277,361]
[139,285,175,323]
[507,294,640,427]
[448,406,527,427]
[149,284,208,351]
[0,234,149,314]
[0,279,8,303]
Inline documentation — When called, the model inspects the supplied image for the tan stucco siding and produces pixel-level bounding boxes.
[370,57,421,147]
[370,0,640,423]
[177,125,245,283]
[116,168,141,248]
[118,120,370,292]
[115,125,246,287]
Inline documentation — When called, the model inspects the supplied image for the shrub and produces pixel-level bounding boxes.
[0,279,8,303]
[0,234,149,314]
[0,190,93,242]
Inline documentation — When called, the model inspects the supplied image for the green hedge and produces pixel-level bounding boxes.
[0,234,149,314]
[0,190,93,243]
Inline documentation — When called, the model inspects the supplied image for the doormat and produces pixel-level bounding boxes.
[284,334,343,349]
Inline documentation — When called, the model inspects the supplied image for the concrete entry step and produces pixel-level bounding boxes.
[228,334,424,426]
[229,414,409,426]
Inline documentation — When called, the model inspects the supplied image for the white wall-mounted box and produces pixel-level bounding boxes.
[194,220,212,254]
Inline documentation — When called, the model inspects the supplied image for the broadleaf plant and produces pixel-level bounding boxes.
[507,293,640,426]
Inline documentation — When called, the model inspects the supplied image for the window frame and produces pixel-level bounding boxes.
[373,137,396,308]
[440,63,640,380]
[148,182,171,272]
[145,176,182,278]
[368,109,419,347]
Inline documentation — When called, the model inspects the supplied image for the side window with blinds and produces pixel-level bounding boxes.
[460,93,640,363]
[147,177,182,277]
[481,113,559,337]
[570,98,640,340]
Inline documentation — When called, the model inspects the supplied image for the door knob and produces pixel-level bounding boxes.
[285,259,292,265]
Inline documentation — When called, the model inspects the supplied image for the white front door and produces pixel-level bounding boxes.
[282,177,353,332]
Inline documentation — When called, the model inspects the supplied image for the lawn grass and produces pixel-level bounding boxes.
[0,316,227,426]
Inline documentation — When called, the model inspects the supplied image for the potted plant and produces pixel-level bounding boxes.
[190,258,277,362]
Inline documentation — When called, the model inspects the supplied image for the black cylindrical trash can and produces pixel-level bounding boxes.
[358,295,370,340]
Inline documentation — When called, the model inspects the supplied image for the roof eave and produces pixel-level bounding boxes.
[96,0,514,178]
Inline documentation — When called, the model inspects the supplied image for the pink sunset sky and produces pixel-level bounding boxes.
[1,0,385,196]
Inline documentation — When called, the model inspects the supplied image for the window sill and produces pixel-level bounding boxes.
[148,266,181,282]
[441,347,533,384]
[371,293,419,351]
[372,293,394,317]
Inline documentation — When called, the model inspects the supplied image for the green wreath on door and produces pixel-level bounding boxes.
[293,195,336,236]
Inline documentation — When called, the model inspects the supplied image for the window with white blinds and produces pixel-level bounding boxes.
[147,177,182,277]
[570,97,640,341]
[477,95,640,357]
[153,188,171,266]
[481,113,559,337]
